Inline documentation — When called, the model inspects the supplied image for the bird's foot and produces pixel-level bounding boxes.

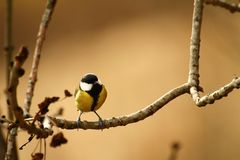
[76,117,81,130]
[98,118,104,131]
[93,111,104,130]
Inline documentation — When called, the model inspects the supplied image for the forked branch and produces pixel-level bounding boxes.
[188,0,240,107]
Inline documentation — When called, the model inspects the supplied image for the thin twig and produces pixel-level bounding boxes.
[4,128,17,160]
[193,77,240,106]
[24,0,57,114]
[188,0,204,103]
[50,83,190,130]
[19,134,35,150]
[204,0,240,13]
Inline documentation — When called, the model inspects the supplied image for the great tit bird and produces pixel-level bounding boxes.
[74,73,107,128]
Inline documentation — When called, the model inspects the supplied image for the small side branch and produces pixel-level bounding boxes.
[193,77,240,106]
[24,0,57,114]
[50,83,190,130]
[204,0,240,13]
[188,0,204,101]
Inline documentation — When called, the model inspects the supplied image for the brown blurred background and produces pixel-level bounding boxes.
[0,0,240,160]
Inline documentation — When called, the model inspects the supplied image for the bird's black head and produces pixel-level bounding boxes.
[81,73,98,84]
[80,73,103,97]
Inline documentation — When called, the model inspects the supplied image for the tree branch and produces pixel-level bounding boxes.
[4,128,17,160]
[50,83,190,130]
[7,46,53,138]
[204,0,240,13]
[188,0,204,102]
[24,0,57,114]
[188,0,240,106]
[192,77,240,106]
[3,1,18,159]
[4,0,14,122]
[2,0,240,159]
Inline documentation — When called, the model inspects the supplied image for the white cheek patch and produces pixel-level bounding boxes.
[80,82,93,91]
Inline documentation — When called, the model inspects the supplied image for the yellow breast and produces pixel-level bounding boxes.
[74,85,107,112]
